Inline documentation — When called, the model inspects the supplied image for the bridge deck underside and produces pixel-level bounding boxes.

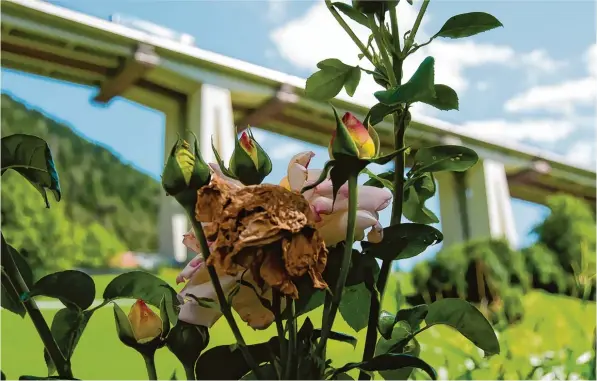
[1,5,595,207]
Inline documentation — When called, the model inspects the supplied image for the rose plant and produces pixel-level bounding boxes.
[0,1,507,380]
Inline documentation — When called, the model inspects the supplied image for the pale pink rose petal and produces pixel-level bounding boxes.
[208,163,244,188]
[367,220,384,243]
[182,230,202,254]
[332,185,392,213]
[317,209,379,247]
[176,254,204,284]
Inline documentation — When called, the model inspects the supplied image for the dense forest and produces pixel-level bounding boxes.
[1,93,160,275]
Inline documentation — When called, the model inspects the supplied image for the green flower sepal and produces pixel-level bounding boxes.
[161,134,211,211]
[212,127,272,186]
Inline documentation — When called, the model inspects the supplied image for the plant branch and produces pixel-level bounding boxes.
[316,171,359,355]
[2,252,72,379]
[389,6,401,55]
[283,298,297,380]
[358,109,408,381]
[403,0,430,54]
[272,290,287,377]
[324,0,375,64]
[144,353,158,380]
[189,218,264,380]
[368,15,397,87]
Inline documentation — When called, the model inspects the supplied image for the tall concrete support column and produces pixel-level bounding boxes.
[158,84,236,263]
[436,159,518,248]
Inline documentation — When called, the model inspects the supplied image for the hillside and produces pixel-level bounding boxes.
[0,93,161,273]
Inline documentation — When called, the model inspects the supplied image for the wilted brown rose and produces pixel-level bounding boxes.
[195,176,328,299]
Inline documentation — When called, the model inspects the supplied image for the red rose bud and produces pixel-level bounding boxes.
[329,112,376,159]
[239,131,259,167]
[128,300,163,344]
[230,128,272,185]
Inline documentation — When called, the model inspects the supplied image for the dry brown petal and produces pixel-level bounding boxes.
[200,181,329,298]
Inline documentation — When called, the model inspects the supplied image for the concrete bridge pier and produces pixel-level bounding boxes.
[158,84,236,263]
[436,159,519,249]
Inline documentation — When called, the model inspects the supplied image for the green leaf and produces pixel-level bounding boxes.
[313,329,358,348]
[113,302,137,348]
[366,103,401,126]
[378,310,397,339]
[421,84,459,111]
[403,173,439,224]
[166,321,210,372]
[424,298,500,356]
[332,2,369,27]
[363,168,394,192]
[44,308,92,375]
[361,223,443,261]
[1,134,61,208]
[396,305,428,331]
[339,283,371,332]
[374,57,435,105]
[412,145,478,174]
[159,296,171,337]
[1,371,5,380]
[1,234,33,317]
[344,66,361,97]
[29,270,95,310]
[187,294,218,309]
[195,339,278,380]
[436,12,503,39]
[306,69,348,101]
[102,271,179,324]
[363,170,394,190]
[19,377,79,380]
[301,160,335,194]
[211,137,237,179]
[332,353,436,380]
[376,322,413,356]
[317,58,351,71]
[375,334,422,381]
[240,364,278,380]
[370,146,409,165]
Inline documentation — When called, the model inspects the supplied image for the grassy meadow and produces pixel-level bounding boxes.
[1,271,594,380]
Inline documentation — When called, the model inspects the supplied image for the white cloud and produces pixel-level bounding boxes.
[270,2,558,104]
[565,141,596,168]
[456,119,576,144]
[520,49,565,74]
[586,44,597,78]
[269,141,309,160]
[505,44,597,115]
[266,0,287,22]
[476,81,490,92]
[504,77,596,115]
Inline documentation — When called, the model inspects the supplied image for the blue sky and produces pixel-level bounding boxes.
[2,0,595,269]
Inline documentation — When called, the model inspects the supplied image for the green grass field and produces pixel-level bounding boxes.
[1,272,595,380]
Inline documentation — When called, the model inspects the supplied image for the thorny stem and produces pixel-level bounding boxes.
[143,353,158,380]
[403,0,430,54]
[368,15,397,87]
[188,217,264,380]
[325,0,375,64]
[316,172,359,356]
[1,249,73,379]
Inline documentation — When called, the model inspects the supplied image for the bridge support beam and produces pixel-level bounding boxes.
[158,84,236,263]
[436,159,518,248]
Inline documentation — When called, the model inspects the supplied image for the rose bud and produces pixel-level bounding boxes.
[128,300,163,344]
[329,112,376,160]
[229,129,272,185]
